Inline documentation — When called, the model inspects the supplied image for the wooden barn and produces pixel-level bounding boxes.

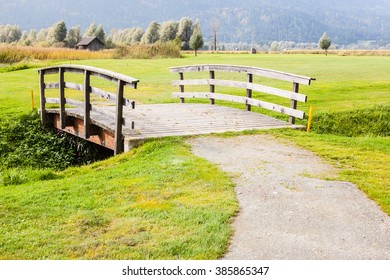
[75,37,105,51]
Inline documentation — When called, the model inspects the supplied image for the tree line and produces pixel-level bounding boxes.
[0,17,203,51]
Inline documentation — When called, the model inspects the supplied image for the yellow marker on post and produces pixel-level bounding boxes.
[307,106,314,133]
[31,90,35,111]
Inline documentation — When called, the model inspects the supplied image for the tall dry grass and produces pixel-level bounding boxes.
[113,42,181,59]
[0,45,114,63]
[281,49,390,56]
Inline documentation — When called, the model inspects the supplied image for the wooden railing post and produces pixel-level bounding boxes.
[39,70,46,123]
[114,80,125,154]
[59,67,66,129]
[84,70,91,138]
[246,73,253,111]
[179,72,185,103]
[209,70,215,105]
[289,82,299,124]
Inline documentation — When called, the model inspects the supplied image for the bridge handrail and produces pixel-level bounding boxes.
[170,64,315,124]
[38,65,139,154]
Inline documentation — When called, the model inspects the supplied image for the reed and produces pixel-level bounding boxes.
[0,45,113,63]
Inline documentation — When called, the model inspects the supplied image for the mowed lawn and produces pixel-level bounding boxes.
[0,53,389,259]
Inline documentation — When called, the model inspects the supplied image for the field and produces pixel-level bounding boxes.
[0,53,389,259]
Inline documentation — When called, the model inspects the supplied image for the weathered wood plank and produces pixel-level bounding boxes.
[170,64,315,85]
[59,67,66,129]
[39,65,139,88]
[84,70,91,138]
[172,79,307,102]
[39,70,46,123]
[172,92,305,119]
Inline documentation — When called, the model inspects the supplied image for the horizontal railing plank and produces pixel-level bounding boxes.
[39,65,139,88]
[172,92,305,119]
[172,79,307,102]
[170,64,315,85]
[44,83,136,109]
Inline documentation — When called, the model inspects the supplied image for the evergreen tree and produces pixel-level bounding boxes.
[95,25,106,43]
[319,32,332,55]
[190,22,204,56]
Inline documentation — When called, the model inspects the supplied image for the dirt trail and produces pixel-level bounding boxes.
[188,135,390,259]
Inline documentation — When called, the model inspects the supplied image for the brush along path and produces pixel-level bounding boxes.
[188,135,390,259]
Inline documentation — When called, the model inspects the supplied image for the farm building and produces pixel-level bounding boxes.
[75,37,105,51]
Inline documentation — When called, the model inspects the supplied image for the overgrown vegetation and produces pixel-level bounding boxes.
[0,45,113,63]
[312,104,390,137]
[0,111,111,186]
[113,42,181,59]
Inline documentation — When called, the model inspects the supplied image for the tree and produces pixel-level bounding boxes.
[142,21,160,44]
[85,23,97,37]
[52,20,67,44]
[67,26,81,48]
[190,22,204,56]
[209,18,219,51]
[95,25,106,43]
[319,32,331,55]
[177,17,193,50]
[131,28,144,44]
[159,21,178,42]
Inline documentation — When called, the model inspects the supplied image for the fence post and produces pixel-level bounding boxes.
[179,72,185,103]
[246,73,253,111]
[289,82,299,124]
[39,70,46,123]
[114,80,125,155]
[59,67,66,129]
[84,70,91,138]
[209,70,215,105]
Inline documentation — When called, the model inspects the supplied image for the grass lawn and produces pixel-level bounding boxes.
[0,138,238,259]
[0,53,389,259]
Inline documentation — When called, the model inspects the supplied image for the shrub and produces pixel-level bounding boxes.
[312,104,390,137]
[0,111,111,172]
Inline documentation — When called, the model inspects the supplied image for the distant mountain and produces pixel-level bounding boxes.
[1,0,390,44]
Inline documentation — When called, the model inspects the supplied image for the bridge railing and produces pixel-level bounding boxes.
[170,64,315,124]
[38,65,139,154]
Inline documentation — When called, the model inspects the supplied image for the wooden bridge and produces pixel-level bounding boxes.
[38,64,315,154]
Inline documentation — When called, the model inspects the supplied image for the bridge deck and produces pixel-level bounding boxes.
[48,103,303,151]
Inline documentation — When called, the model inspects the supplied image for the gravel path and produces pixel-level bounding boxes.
[188,135,390,260]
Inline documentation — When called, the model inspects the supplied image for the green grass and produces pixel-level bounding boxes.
[0,137,238,259]
[0,53,389,259]
[2,53,390,119]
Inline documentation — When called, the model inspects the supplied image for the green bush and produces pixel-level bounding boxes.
[312,104,390,137]
[0,111,111,173]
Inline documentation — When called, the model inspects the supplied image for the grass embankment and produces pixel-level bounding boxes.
[0,53,389,259]
[0,137,238,259]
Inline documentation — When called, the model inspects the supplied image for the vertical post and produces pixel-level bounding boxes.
[114,80,124,155]
[179,72,185,103]
[289,82,299,124]
[84,70,91,139]
[307,106,314,133]
[39,70,46,123]
[246,73,253,111]
[31,90,35,111]
[209,70,215,105]
[59,67,66,129]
